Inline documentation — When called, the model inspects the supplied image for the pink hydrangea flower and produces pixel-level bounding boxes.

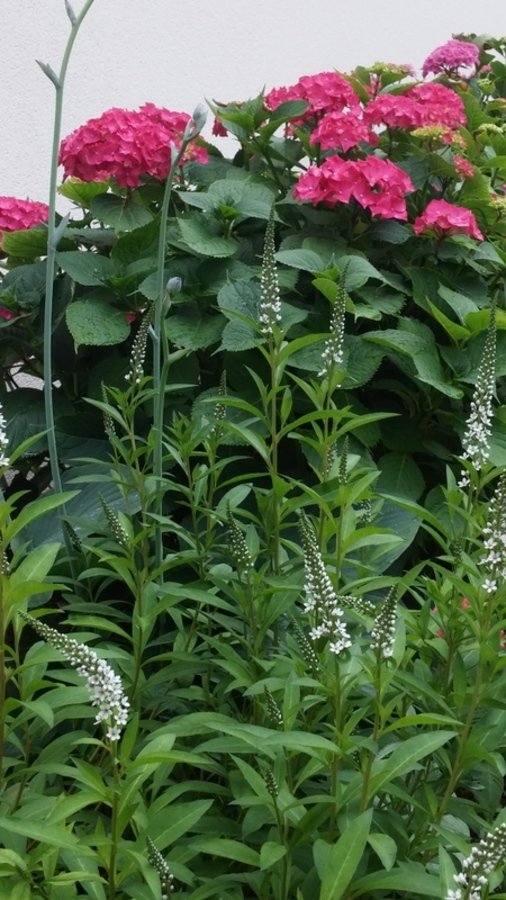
[265,71,360,125]
[0,196,49,234]
[422,39,479,78]
[413,199,483,240]
[454,155,475,179]
[364,93,420,129]
[59,104,208,189]
[310,109,378,151]
[364,83,465,132]
[408,83,466,128]
[294,155,414,220]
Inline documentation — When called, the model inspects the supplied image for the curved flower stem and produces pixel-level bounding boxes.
[42,0,96,499]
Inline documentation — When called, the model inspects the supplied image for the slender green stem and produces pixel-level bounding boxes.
[108,757,122,899]
[43,0,96,497]
[152,147,184,574]
[360,654,382,812]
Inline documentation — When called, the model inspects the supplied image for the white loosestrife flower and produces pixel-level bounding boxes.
[23,615,129,742]
[259,214,281,337]
[481,473,506,595]
[299,511,351,656]
[459,307,496,486]
[0,402,10,469]
[370,587,397,658]
[318,277,347,378]
[125,305,153,385]
[448,821,506,900]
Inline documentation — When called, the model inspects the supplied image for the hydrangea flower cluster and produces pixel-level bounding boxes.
[459,309,496,486]
[59,103,208,188]
[294,156,414,220]
[24,615,129,742]
[0,195,49,235]
[422,38,480,78]
[364,83,466,131]
[447,821,506,900]
[310,109,377,152]
[265,71,360,122]
[299,511,351,656]
[481,474,506,596]
[413,199,484,240]
[0,402,9,469]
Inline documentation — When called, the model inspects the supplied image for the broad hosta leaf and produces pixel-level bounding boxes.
[66,298,130,348]
[90,192,153,230]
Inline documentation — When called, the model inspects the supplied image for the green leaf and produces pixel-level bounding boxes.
[90,193,153,230]
[0,817,81,850]
[319,809,372,900]
[66,298,130,348]
[191,838,260,867]
[368,731,456,801]
[352,863,440,896]
[58,178,109,207]
[376,452,425,500]
[367,833,397,871]
[1,227,49,258]
[148,800,213,849]
[167,303,224,350]
[178,216,238,257]
[260,841,287,870]
[275,248,327,271]
[56,251,118,286]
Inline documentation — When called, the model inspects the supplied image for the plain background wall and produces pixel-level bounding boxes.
[1,0,505,207]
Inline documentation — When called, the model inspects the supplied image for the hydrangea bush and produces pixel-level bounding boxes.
[2,25,506,900]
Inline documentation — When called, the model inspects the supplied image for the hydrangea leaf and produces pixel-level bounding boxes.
[66,298,130,348]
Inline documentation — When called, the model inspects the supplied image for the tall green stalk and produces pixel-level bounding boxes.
[41,0,96,496]
[152,109,206,574]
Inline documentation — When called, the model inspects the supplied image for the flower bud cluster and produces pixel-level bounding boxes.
[320,281,346,381]
[447,821,506,900]
[263,686,283,727]
[23,615,129,742]
[125,305,154,385]
[299,512,351,656]
[259,216,281,337]
[227,508,253,573]
[147,837,174,897]
[481,474,506,595]
[459,308,496,486]
[0,403,10,469]
[370,587,397,658]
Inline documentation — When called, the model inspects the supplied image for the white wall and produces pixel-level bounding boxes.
[2,0,505,207]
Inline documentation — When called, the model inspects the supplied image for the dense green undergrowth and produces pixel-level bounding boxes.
[1,13,506,899]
